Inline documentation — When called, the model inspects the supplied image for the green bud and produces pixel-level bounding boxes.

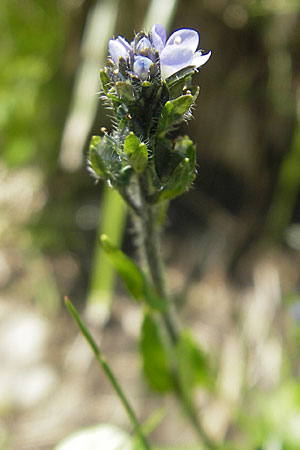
[124,132,148,173]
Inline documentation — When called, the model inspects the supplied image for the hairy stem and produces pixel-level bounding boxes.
[136,177,216,449]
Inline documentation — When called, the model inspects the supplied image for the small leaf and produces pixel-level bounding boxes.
[165,66,196,87]
[116,81,135,102]
[100,235,167,311]
[89,135,107,179]
[141,313,173,393]
[177,332,212,388]
[157,158,191,202]
[129,143,148,173]
[124,132,141,155]
[156,93,195,138]
[176,332,213,405]
[171,94,194,117]
[100,234,144,301]
[174,136,196,169]
[99,69,111,94]
[124,133,148,174]
[156,101,174,137]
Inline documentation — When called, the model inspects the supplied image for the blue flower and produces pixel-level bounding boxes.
[108,36,132,65]
[108,24,211,81]
[151,24,211,79]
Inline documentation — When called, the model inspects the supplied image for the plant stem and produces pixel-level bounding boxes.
[136,182,216,449]
[64,297,151,450]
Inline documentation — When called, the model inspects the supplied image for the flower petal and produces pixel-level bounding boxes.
[151,24,167,53]
[136,37,152,53]
[166,29,199,53]
[133,56,152,80]
[109,39,129,64]
[192,50,212,68]
[116,36,131,52]
[160,45,193,68]
[160,48,194,79]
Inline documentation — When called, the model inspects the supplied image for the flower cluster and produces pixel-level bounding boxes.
[108,24,211,81]
[88,24,211,209]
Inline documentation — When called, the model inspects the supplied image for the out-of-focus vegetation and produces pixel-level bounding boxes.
[0,0,300,449]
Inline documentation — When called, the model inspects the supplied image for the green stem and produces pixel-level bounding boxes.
[136,181,216,449]
[64,297,151,450]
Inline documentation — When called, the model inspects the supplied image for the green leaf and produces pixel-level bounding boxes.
[156,101,174,137]
[174,136,196,169]
[100,234,144,301]
[99,69,111,94]
[171,94,194,116]
[142,281,168,311]
[100,235,167,310]
[165,66,196,87]
[124,132,142,155]
[129,143,148,173]
[124,133,148,173]
[116,81,135,102]
[89,135,107,179]
[157,158,192,202]
[156,94,195,138]
[175,332,213,406]
[141,313,173,393]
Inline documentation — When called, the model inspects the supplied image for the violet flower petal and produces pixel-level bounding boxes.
[133,56,153,80]
[136,37,152,53]
[116,36,131,52]
[165,29,199,53]
[192,50,212,68]
[108,39,129,65]
[151,24,167,53]
[160,47,194,79]
[160,45,193,67]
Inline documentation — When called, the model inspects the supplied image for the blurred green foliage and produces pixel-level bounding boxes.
[0,0,67,168]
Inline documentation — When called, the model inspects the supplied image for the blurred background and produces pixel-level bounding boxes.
[0,0,300,449]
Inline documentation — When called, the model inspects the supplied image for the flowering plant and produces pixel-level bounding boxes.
[89,24,211,209]
[109,24,211,80]
[67,24,214,450]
